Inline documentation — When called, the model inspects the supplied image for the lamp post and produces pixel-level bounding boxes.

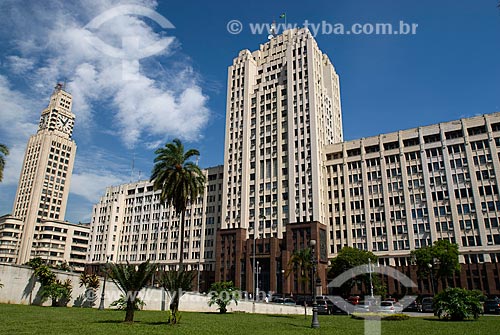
[310,239,320,329]
[427,263,435,296]
[368,258,374,299]
[256,260,261,300]
[281,269,285,300]
[98,256,110,310]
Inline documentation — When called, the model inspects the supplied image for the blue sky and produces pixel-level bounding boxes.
[0,0,499,223]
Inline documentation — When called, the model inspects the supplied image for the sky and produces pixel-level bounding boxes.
[0,0,499,223]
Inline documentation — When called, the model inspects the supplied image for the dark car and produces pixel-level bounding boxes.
[315,296,334,315]
[273,297,296,306]
[403,300,421,312]
[420,297,434,313]
[483,299,500,314]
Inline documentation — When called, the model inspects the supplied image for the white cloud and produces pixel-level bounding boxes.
[70,172,128,203]
[5,55,35,74]
[2,0,210,148]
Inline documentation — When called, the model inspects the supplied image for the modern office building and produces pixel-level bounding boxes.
[0,83,89,267]
[216,27,342,295]
[86,28,500,295]
[324,112,500,293]
[86,166,224,290]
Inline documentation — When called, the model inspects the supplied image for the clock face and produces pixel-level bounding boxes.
[56,115,72,133]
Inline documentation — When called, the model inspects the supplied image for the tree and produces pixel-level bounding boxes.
[434,288,483,321]
[160,270,196,324]
[208,281,239,313]
[328,247,380,296]
[411,240,460,291]
[108,261,157,322]
[0,144,9,182]
[150,139,206,269]
[285,247,312,294]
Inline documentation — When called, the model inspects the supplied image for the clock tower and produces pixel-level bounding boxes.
[11,83,78,264]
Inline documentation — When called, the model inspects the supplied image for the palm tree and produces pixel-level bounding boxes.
[150,139,206,269]
[108,261,157,322]
[285,247,312,295]
[0,144,9,182]
[159,270,196,324]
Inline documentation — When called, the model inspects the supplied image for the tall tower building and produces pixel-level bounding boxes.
[12,83,77,264]
[217,28,343,293]
[222,28,342,235]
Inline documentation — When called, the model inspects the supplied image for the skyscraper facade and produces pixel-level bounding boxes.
[216,28,343,294]
[7,84,78,264]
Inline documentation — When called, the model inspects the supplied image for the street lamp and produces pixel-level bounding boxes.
[256,260,261,300]
[98,255,110,310]
[368,258,374,299]
[427,263,435,296]
[310,239,320,329]
[281,269,285,299]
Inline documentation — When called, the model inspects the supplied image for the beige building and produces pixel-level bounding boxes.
[222,27,342,239]
[0,83,80,265]
[34,219,89,271]
[0,215,23,263]
[87,166,223,277]
[324,113,500,267]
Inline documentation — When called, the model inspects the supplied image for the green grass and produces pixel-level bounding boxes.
[1,304,499,334]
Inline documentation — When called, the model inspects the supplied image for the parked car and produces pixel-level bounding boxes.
[295,296,312,307]
[347,296,361,305]
[315,296,334,315]
[402,300,420,312]
[378,301,403,314]
[353,300,370,313]
[331,300,349,314]
[420,297,434,313]
[483,299,500,314]
[272,298,296,306]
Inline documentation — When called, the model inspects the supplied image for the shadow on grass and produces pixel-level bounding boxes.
[422,318,476,322]
[96,320,170,326]
[264,314,297,319]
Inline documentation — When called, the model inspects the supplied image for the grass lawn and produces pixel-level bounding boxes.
[1,304,499,335]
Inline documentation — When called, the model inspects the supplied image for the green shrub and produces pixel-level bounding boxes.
[383,314,410,321]
[351,313,410,321]
[434,288,484,321]
[208,281,239,314]
[41,279,72,307]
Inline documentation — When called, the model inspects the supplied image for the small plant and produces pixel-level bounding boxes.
[41,279,72,307]
[79,273,100,290]
[434,288,484,321]
[160,270,195,324]
[208,281,239,314]
[166,309,182,324]
[110,294,146,311]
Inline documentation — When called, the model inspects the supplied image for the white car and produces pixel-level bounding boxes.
[378,301,403,313]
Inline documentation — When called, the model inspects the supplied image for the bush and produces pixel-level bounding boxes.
[351,313,410,321]
[41,279,72,307]
[383,314,410,321]
[208,281,239,313]
[434,288,484,321]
